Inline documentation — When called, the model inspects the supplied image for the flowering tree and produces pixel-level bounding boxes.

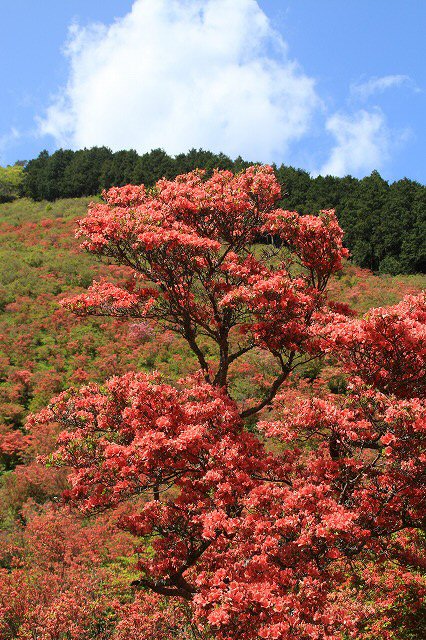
[30,167,425,639]
[62,167,347,410]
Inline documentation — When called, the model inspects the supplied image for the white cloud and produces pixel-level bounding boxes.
[38,0,320,162]
[351,74,413,101]
[316,109,391,177]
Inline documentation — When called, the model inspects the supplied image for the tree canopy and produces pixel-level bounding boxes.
[0,163,24,203]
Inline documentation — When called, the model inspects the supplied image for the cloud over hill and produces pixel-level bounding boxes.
[39,0,319,163]
[38,0,406,177]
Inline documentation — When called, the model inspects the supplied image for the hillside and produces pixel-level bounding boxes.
[0,188,425,638]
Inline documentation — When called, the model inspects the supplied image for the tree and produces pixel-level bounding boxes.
[0,164,24,203]
[61,147,113,198]
[100,149,140,190]
[400,186,426,273]
[131,148,176,186]
[21,149,50,200]
[30,167,425,639]
[174,148,234,176]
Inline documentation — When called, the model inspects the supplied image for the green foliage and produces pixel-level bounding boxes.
[0,164,24,203]
[278,167,426,275]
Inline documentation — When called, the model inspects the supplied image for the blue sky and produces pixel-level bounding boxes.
[1,0,425,182]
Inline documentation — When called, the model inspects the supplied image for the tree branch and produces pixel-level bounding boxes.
[240,352,295,418]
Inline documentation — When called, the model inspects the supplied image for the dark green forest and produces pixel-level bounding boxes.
[5,147,426,274]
